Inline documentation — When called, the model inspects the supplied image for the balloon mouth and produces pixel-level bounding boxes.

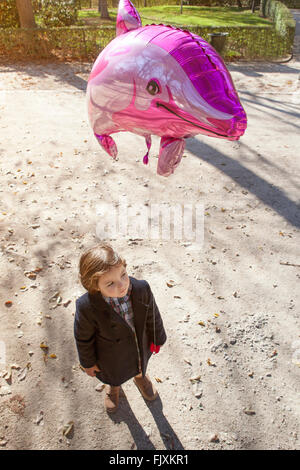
[156,101,230,138]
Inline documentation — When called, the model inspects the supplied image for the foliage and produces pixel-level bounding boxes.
[278,0,300,7]
[50,0,300,7]
[0,0,20,28]
[39,0,78,27]
[0,25,115,60]
[0,0,296,61]
[261,0,295,40]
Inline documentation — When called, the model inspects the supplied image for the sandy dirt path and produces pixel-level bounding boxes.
[0,14,299,449]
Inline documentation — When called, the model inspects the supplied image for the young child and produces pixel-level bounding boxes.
[74,242,167,413]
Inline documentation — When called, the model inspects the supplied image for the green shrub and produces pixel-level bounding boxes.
[40,0,78,27]
[0,0,20,28]
[279,0,300,7]
[263,0,295,37]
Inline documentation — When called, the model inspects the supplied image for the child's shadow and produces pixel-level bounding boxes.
[109,391,184,450]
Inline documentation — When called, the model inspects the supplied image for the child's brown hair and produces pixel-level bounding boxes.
[78,242,127,295]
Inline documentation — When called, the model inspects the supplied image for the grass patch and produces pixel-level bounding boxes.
[78,8,116,25]
[138,6,272,27]
[77,6,272,28]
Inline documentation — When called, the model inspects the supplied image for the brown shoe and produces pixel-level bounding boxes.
[104,385,120,413]
[133,374,158,401]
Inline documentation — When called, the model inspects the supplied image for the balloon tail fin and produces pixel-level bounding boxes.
[94,133,118,159]
[157,136,185,177]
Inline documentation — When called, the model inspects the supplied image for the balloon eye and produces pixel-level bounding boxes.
[146,80,160,96]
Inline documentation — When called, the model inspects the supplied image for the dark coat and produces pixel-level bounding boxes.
[74,276,167,386]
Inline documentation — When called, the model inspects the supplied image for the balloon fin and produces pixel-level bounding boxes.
[157,137,185,177]
[94,133,118,159]
[116,0,142,36]
[143,135,152,165]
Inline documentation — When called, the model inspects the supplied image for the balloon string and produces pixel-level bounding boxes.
[143,135,152,165]
[152,291,156,355]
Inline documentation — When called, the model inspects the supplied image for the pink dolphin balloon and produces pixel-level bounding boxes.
[87,0,247,177]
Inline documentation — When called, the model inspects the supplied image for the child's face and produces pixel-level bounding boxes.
[97,264,130,298]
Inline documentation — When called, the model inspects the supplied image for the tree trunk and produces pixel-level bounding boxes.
[15,0,36,28]
[251,0,255,13]
[98,0,110,19]
[180,0,183,14]
[237,0,242,8]
[259,0,266,17]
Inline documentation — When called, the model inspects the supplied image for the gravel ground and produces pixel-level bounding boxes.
[0,13,299,450]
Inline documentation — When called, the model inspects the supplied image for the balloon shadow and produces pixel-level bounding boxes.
[185,139,300,229]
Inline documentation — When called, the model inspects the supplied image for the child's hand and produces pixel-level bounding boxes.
[84,365,101,377]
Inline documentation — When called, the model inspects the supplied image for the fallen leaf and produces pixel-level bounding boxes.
[184,358,192,366]
[244,409,255,415]
[40,342,48,350]
[3,368,12,381]
[25,272,36,280]
[214,313,219,318]
[62,421,74,437]
[209,433,219,443]
[17,367,28,382]
[166,280,176,288]
[198,321,205,326]
[49,354,57,359]
[35,411,44,425]
[189,375,201,383]
[0,386,12,396]
[207,358,216,367]
[4,300,12,307]
[155,377,163,383]
[269,350,277,358]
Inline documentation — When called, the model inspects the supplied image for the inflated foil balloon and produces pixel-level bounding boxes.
[87,0,247,177]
